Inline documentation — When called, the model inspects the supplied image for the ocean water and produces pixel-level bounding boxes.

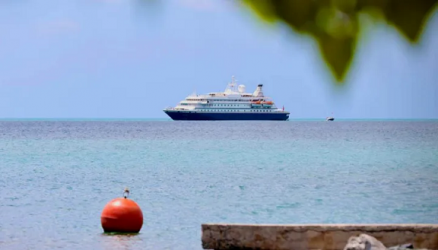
[0,120,437,250]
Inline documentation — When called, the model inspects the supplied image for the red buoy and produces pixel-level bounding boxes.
[101,189,143,233]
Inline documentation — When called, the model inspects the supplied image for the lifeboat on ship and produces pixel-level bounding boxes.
[262,101,273,107]
[251,101,262,107]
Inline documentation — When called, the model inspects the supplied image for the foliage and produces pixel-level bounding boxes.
[242,0,438,83]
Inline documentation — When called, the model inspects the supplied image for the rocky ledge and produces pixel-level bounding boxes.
[202,224,438,250]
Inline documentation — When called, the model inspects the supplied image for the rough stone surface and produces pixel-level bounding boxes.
[201,224,438,250]
[343,234,386,250]
[387,243,414,249]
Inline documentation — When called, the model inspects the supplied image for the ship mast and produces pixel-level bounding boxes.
[225,76,237,93]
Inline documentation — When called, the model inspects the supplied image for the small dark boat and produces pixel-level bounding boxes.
[326,117,335,121]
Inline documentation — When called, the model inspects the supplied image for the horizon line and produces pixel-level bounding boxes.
[0,118,437,121]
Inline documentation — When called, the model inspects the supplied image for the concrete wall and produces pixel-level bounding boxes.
[202,224,438,250]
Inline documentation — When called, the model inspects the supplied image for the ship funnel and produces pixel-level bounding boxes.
[253,84,264,97]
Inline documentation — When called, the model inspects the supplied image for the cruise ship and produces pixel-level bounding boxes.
[163,77,289,121]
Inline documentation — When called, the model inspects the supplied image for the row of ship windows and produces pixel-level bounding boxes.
[198,110,272,112]
[211,104,243,107]
[181,104,247,106]
[186,99,258,102]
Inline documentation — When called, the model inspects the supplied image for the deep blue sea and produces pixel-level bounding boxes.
[1,120,437,249]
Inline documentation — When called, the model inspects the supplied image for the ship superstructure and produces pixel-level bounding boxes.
[163,77,289,121]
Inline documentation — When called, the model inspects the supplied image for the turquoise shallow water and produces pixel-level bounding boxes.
[1,121,437,249]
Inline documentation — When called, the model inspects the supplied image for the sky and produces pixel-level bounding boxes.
[0,0,437,119]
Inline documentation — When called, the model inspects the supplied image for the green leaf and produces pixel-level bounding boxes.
[242,0,277,23]
[382,0,437,42]
[242,0,438,83]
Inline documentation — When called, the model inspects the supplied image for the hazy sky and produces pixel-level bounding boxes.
[0,0,437,119]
